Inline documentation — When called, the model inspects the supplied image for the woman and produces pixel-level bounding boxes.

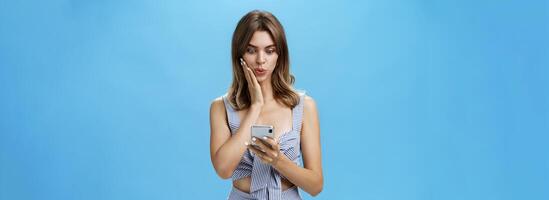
[210,10,323,199]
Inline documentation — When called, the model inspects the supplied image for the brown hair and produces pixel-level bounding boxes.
[228,10,299,110]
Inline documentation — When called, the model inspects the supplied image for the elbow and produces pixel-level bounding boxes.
[309,176,324,196]
[216,171,232,180]
[212,157,234,179]
[310,185,323,197]
[214,166,233,180]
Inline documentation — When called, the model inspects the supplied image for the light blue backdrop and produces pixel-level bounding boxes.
[1,0,548,199]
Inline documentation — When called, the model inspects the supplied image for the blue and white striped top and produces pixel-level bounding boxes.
[222,92,305,200]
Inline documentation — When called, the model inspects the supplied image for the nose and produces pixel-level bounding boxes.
[256,51,267,66]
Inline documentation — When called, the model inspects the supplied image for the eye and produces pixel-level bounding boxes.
[266,48,276,54]
[246,47,256,54]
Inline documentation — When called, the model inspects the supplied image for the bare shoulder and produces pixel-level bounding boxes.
[303,95,318,112]
[301,95,320,138]
[210,97,226,115]
[211,96,223,106]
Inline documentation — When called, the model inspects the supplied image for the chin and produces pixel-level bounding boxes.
[257,76,270,84]
[257,78,267,84]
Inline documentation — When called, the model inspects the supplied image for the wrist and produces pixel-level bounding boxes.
[249,104,263,113]
[272,153,288,169]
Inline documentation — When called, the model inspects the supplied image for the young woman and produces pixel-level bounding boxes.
[210,10,323,199]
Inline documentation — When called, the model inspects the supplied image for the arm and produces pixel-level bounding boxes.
[248,96,323,196]
[209,98,261,179]
[273,96,323,196]
[211,58,265,179]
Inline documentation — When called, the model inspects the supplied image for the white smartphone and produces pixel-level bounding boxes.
[251,125,274,145]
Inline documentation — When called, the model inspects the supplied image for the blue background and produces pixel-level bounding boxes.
[1,0,548,199]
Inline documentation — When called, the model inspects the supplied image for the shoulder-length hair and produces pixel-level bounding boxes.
[228,10,299,111]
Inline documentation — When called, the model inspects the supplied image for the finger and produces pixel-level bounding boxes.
[241,58,259,84]
[252,137,272,152]
[240,57,247,68]
[245,66,256,82]
[255,136,275,150]
[247,143,267,157]
[255,137,279,158]
[247,66,260,87]
[255,151,272,163]
[247,143,275,164]
[263,156,273,163]
[258,136,277,148]
[241,58,252,84]
[242,59,261,90]
[241,58,251,76]
[245,67,256,86]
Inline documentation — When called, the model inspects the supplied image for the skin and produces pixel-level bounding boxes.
[210,31,323,196]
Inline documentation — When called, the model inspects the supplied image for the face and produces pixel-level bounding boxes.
[242,31,278,84]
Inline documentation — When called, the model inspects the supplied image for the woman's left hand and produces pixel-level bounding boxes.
[246,136,281,166]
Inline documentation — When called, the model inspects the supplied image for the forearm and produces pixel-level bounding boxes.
[213,106,261,178]
[273,155,323,196]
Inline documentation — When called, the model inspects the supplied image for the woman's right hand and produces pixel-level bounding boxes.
[240,58,264,108]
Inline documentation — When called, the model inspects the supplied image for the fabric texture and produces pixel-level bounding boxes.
[222,92,305,200]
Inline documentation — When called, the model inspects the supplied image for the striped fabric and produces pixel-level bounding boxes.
[222,92,305,200]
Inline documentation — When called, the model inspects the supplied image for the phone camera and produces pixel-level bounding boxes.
[269,129,272,133]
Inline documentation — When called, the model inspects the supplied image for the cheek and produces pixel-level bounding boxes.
[243,55,254,63]
[268,55,279,69]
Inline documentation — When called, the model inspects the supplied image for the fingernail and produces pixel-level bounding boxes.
[252,137,256,141]
[263,136,267,140]
[244,141,249,146]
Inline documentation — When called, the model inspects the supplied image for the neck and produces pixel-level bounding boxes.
[259,79,275,102]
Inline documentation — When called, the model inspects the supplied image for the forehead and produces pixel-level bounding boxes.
[248,31,275,47]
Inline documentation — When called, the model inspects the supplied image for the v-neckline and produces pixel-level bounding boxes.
[236,106,294,142]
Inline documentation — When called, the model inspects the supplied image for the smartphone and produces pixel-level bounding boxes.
[251,125,274,146]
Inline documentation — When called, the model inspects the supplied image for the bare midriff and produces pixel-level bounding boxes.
[232,176,295,193]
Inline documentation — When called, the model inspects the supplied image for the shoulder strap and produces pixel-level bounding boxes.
[222,94,240,133]
[292,92,306,131]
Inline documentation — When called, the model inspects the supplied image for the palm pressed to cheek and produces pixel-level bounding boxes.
[246,56,275,82]
[243,31,279,81]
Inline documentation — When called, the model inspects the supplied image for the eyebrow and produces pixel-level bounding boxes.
[247,44,276,48]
